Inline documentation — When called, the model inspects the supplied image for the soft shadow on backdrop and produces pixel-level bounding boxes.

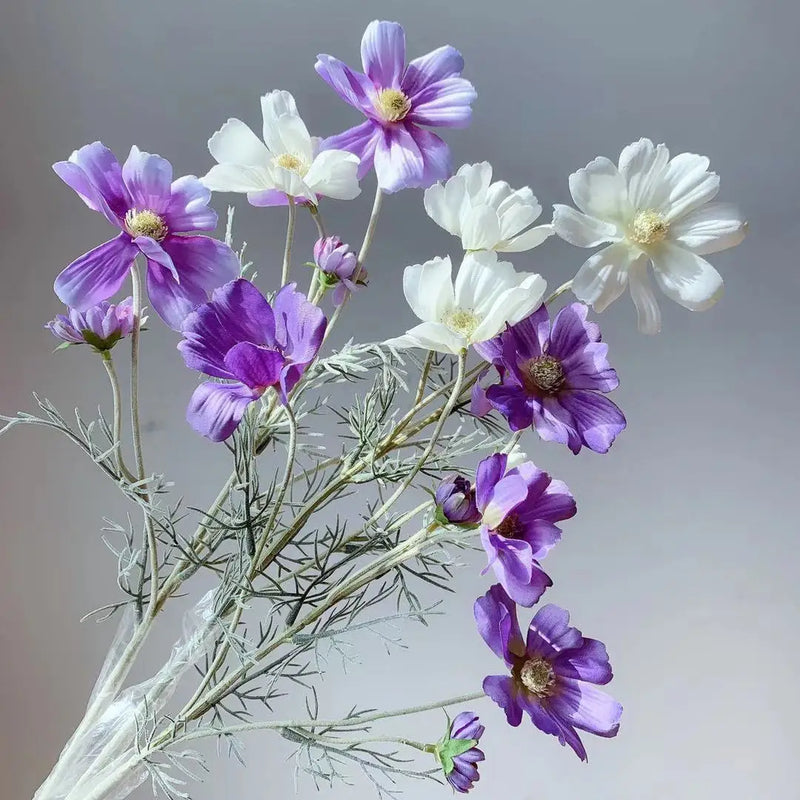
[1,1,798,798]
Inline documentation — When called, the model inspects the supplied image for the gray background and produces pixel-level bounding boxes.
[1,0,798,798]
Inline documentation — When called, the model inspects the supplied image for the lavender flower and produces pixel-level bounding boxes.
[475,453,576,607]
[315,20,476,193]
[53,142,239,329]
[46,298,138,352]
[178,279,326,441]
[435,712,485,793]
[434,474,481,526]
[474,303,626,454]
[313,236,367,306]
[474,585,622,761]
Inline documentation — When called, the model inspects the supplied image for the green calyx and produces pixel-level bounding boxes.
[433,734,478,776]
[81,329,122,353]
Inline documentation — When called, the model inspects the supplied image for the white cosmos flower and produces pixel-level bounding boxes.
[553,138,747,334]
[424,162,553,252]
[202,90,361,206]
[385,251,547,355]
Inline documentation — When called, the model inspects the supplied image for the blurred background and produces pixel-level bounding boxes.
[1,1,798,798]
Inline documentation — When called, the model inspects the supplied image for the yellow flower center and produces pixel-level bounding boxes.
[631,209,669,246]
[519,658,556,698]
[125,209,168,241]
[274,153,309,176]
[375,88,411,122]
[442,308,480,338]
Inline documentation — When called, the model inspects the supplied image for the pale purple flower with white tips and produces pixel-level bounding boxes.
[475,585,622,761]
[53,142,239,330]
[46,298,139,352]
[436,712,485,793]
[178,279,326,442]
[553,137,747,334]
[313,236,367,306]
[475,453,576,607]
[315,20,476,193]
[473,303,626,454]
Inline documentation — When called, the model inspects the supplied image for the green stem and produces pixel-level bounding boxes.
[281,196,297,286]
[100,352,135,482]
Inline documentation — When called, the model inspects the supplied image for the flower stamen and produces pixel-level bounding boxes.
[519,658,556,698]
[375,88,411,122]
[274,153,308,176]
[527,355,565,394]
[125,209,168,242]
[442,308,480,338]
[631,209,669,246]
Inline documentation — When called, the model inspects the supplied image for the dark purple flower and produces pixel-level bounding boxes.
[313,236,367,306]
[46,298,138,352]
[475,585,622,761]
[315,20,476,193]
[53,142,239,329]
[178,279,326,441]
[473,303,626,454]
[435,711,485,793]
[475,453,575,607]
[434,474,481,526]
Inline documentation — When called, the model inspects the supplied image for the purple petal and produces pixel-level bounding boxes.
[486,382,534,431]
[473,583,524,663]
[186,381,254,442]
[470,369,495,418]
[361,20,406,88]
[407,76,476,129]
[134,236,177,281]
[549,679,622,738]
[557,391,626,454]
[508,305,550,361]
[549,302,600,357]
[475,453,508,512]
[553,638,614,685]
[224,342,284,391]
[162,233,239,291]
[146,261,206,330]
[53,141,130,226]
[315,54,377,116]
[561,341,619,392]
[447,769,473,793]
[533,397,582,454]
[527,604,583,659]
[473,335,504,365]
[411,126,452,188]
[54,234,137,310]
[373,124,424,193]
[402,45,465,97]
[483,473,529,526]
[490,537,553,608]
[322,121,381,179]
[524,701,588,761]
[121,146,173,213]
[272,283,326,369]
[451,712,484,741]
[164,175,217,232]
[247,189,292,207]
[482,675,522,726]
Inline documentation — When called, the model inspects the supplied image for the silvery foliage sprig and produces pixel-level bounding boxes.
[4,17,747,800]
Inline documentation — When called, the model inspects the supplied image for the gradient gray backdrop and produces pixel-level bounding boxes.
[2,1,798,798]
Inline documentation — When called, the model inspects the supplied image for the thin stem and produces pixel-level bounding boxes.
[413,352,435,406]
[309,204,326,238]
[281,196,297,286]
[100,352,135,482]
[545,279,573,305]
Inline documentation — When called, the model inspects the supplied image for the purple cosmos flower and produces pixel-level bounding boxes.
[475,453,576,607]
[474,303,626,454]
[46,298,138,352]
[435,711,485,793]
[315,20,476,193]
[178,279,326,441]
[434,474,481,526]
[475,585,622,761]
[313,236,367,306]
[53,142,239,330]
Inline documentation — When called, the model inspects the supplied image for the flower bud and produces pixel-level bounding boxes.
[46,298,141,353]
[313,236,367,306]
[434,474,480,526]
[434,712,485,794]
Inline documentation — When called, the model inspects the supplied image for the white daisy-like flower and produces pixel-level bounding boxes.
[202,90,361,206]
[553,138,747,334]
[423,162,553,253]
[385,251,547,355]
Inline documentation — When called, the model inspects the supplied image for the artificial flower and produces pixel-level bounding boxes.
[313,236,367,306]
[434,474,481,526]
[316,20,476,193]
[424,162,553,252]
[475,453,575,606]
[46,298,140,352]
[473,303,626,453]
[435,712,485,793]
[385,252,546,354]
[53,142,239,330]
[178,278,326,441]
[553,137,747,333]
[475,585,622,760]
[202,90,361,206]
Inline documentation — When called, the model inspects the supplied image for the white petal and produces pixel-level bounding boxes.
[424,174,467,236]
[460,205,502,250]
[457,161,493,198]
[499,224,554,252]
[618,138,670,210]
[208,118,270,167]
[552,204,620,248]
[303,150,361,200]
[385,321,465,355]
[268,167,312,201]
[658,152,720,222]
[402,257,454,323]
[572,242,638,312]
[260,90,313,161]
[650,242,723,311]
[628,260,662,334]
[201,163,272,193]
[454,251,517,311]
[670,202,746,255]
[568,156,631,224]
[472,273,546,342]
[495,186,541,240]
